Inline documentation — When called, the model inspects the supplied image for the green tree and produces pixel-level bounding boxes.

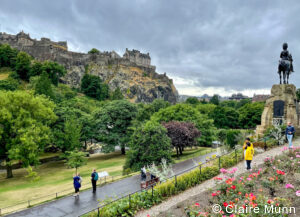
[0,44,19,68]
[185,97,199,105]
[216,129,227,145]
[0,78,19,91]
[238,102,264,128]
[209,94,220,105]
[125,121,172,171]
[29,61,43,77]
[51,97,99,151]
[34,72,55,99]
[88,48,100,54]
[236,98,251,109]
[151,104,215,146]
[81,74,108,100]
[41,61,66,86]
[94,100,137,154]
[15,51,32,80]
[296,88,300,101]
[110,87,124,100]
[0,91,56,178]
[136,99,170,122]
[226,129,241,148]
[65,151,87,174]
[196,103,216,115]
[62,117,82,152]
[220,100,237,108]
[209,106,239,129]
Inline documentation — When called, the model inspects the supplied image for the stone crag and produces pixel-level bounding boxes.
[0,31,178,103]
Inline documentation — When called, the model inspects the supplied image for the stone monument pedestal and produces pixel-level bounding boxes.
[256,84,300,135]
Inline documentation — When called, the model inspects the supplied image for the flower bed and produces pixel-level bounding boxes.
[184,146,300,217]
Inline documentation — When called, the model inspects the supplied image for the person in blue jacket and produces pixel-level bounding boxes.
[73,173,82,197]
[286,122,295,149]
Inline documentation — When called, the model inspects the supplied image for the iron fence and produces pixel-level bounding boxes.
[0,175,118,216]
[79,148,243,217]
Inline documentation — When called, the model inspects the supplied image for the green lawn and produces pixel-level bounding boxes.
[0,146,212,210]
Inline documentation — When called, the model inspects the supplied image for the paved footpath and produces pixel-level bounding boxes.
[5,150,216,217]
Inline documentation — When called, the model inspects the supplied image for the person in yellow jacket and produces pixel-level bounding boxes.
[243,139,254,170]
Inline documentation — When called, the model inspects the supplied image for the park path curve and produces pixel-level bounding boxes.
[4,150,216,217]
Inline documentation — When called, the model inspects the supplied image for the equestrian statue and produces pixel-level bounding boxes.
[278,42,294,84]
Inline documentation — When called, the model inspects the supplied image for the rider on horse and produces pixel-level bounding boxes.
[278,43,294,84]
[279,42,294,72]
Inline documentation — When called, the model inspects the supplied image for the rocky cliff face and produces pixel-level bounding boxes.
[0,31,178,103]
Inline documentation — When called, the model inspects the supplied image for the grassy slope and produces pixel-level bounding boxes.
[0,67,10,80]
[0,147,211,208]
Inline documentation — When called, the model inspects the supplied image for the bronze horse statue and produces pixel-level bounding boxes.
[278,43,294,84]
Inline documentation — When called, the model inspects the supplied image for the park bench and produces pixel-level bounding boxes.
[140,177,160,189]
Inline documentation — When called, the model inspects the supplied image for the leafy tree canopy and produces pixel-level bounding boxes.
[162,121,201,157]
[81,74,109,100]
[125,121,172,171]
[88,48,100,54]
[151,103,215,146]
[209,94,220,105]
[238,102,264,129]
[185,97,199,105]
[94,100,137,154]
[0,91,56,178]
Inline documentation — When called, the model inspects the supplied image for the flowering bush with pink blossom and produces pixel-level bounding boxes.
[184,146,300,217]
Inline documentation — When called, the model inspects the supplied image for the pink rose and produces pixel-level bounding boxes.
[285,184,294,189]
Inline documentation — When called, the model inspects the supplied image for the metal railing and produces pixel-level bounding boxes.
[0,175,119,216]
[0,148,214,216]
[79,148,242,217]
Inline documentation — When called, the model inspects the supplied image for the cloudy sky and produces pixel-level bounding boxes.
[1,0,300,97]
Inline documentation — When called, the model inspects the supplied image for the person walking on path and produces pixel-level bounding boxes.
[243,138,253,169]
[244,142,254,170]
[73,173,81,197]
[286,122,295,149]
[91,169,98,193]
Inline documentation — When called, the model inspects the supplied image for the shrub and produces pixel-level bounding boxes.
[225,129,241,148]
[0,78,19,90]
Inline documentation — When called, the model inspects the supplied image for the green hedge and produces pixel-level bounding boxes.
[86,150,244,217]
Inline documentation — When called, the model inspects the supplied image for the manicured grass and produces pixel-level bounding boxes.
[0,67,11,80]
[172,147,213,163]
[0,73,9,80]
[0,151,126,208]
[0,147,211,209]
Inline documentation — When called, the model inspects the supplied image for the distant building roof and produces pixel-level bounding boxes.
[229,93,248,101]
[252,94,270,102]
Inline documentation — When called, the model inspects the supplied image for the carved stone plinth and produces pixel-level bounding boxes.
[256,84,299,135]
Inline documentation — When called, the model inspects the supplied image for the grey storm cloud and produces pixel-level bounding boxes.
[1,0,300,96]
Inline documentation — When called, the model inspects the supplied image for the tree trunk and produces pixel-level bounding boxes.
[179,146,183,155]
[121,146,126,155]
[176,147,179,158]
[84,140,87,150]
[6,158,13,178]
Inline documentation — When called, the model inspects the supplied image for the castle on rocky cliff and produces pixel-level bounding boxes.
[0,31,155,70]
[0,31,178,103]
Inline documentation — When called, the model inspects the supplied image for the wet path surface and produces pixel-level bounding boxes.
[5,151,216,217]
